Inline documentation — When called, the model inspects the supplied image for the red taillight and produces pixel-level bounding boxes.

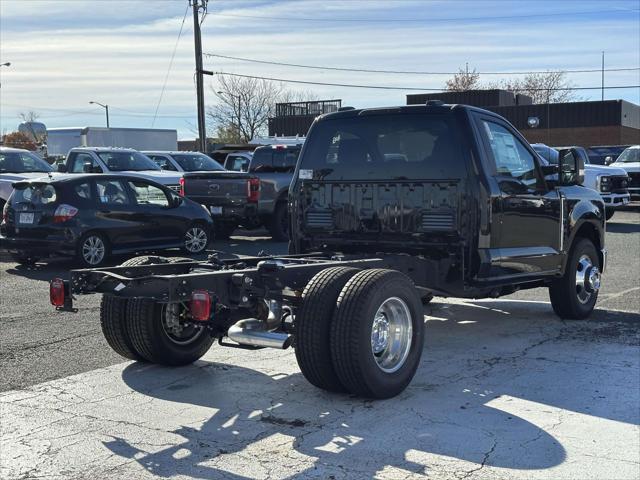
[53,204,78,223]
[247,178,260,203]
[50,278,65,307]
[179,177,185,196]
[190,290,211,321]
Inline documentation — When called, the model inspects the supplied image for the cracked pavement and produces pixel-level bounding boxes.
[1,213,639,479]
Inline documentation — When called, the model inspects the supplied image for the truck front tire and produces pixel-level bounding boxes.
[295,267,360,392]
[330,269,425,399]
[549,238,601,320]
[268,202,289,242]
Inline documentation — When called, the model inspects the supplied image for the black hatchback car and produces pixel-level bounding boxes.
[0,174,213,267]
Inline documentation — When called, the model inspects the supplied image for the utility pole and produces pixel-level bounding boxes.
[191,0,208,153]
[601,51,605,101]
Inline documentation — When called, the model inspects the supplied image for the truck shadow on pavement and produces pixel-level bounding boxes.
[104,300,639,479]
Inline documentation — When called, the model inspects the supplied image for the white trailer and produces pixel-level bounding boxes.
[46,127,178,157]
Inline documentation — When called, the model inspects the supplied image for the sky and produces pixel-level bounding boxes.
[0,0,639,140]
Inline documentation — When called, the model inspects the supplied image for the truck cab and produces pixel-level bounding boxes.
[290,104,605,316]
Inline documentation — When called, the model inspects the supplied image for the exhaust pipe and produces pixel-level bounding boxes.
[227,319,291,349]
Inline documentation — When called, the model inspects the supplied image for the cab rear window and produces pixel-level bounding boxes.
[299,113,465,181]
[12,184,57,205]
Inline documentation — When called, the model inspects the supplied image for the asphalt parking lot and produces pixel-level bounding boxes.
[1,210,639,479]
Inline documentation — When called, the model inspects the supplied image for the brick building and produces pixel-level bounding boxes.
[406,90,639,148]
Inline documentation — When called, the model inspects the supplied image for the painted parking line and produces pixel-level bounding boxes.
[2,299,638,480]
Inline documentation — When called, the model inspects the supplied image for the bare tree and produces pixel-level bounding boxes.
[487,71,578,104]
[18,111,46,143]
[445,66,481,92]
[207,74,317,143]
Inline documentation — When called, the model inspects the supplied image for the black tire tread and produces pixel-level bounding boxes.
[549,238,599,320]
[295,267,360,392]
[268,202,288,241]
[330,269,421,398]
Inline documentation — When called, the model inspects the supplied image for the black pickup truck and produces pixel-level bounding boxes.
[52,103,605,399]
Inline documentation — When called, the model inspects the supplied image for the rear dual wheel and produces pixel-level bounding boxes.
[296,268,425,399]
[100,255,214,365]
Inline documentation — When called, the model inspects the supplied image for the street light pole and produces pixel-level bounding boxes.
[191,0,208,153]
[89,101,110,128]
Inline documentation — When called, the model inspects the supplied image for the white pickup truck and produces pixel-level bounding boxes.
[57,147,182,192]
[0,147,56,211]
[610,145,640,200]
[532,144,630,220]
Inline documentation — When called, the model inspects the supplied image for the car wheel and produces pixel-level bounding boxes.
[268,201,289,242]
[330,269,425,399]
[183,224,210,254]
[605,209,615,221]
[295,267,360,393]
[77,232,109,267]
[100,256,171,361]
[126,298,214,366]
[549,238,601,320]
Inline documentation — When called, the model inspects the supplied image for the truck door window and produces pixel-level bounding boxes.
[481,120,542,191]
[127,180,170,207]
[148,155,178,171]
[70,153,98,173]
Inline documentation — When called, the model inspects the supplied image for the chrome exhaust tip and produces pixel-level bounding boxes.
[227,318,291,349]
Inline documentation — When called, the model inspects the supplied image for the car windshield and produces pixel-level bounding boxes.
[0,151,52,173]
[171,153,224,172]
[299,113,464,181]
[97,151,160,171]
[616,147,640,163]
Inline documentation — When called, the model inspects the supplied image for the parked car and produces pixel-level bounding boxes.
[610,145,640,199]
[249,144,303,241]
[57,147,182,192]
[143,151,225,173]
[0,174,212,266]
[532,143,630,219]
[223,152,253,173]
[0,147,55,211]
[587,145,631,165]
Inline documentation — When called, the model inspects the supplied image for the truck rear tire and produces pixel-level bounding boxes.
[268,201,289,242]
[549,238,601,320]
[127,298,214,366]
[295,267,360,392]
[100,256,171,361]
[330,269,425,399]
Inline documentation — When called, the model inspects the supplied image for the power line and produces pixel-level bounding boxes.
[205,52,640,76]
[212,8,638,23]
[152,5,190,127]
[212,71,640,92]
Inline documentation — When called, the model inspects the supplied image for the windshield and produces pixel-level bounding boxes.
[616,147,640,163]
[299,113,464,181]
[0,151,52,173]
[97,151,160,171]
[170,153,224,172]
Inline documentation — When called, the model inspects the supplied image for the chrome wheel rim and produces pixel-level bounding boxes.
[161,303,204,345]
[576,254,600,304]
[82,236,105,265]
[185,227,208,253]
[371,297,413,373]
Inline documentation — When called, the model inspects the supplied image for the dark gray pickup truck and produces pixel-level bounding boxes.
[182,171,260,239]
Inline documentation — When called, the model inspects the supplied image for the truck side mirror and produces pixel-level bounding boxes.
[57,164,67,173]
[557,148,584,186]
[604,156,614,165]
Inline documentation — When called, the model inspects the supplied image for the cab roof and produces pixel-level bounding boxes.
[317,103,499,121]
